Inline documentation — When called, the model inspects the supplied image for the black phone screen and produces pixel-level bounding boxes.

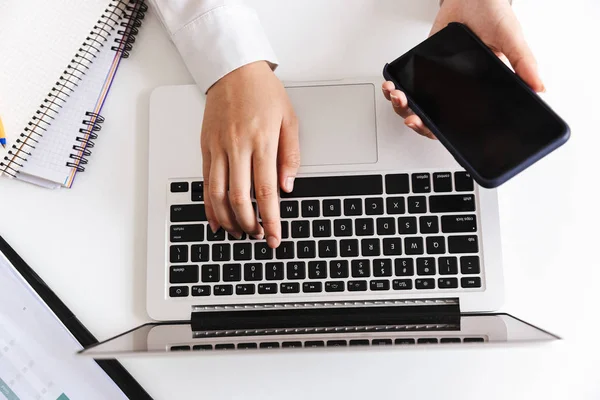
[386,23,568,184]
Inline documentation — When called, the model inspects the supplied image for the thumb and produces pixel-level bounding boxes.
[277,112,301,193]
[500,20,545,92]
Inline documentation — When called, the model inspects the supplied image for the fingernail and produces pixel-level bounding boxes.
[390,94,400,107]
[267,235,279,249]
[285,176,295,192]
[407,123,417,130]
[253,233,265,240]
[541,84,547,93]
[232,232,243,240]
[208,220,220,233]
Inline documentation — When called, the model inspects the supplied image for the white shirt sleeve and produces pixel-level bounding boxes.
[148,0,278,93]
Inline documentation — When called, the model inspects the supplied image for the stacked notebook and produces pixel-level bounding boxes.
[0,0,146,188]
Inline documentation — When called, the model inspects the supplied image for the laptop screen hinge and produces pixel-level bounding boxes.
[190,298,460,332]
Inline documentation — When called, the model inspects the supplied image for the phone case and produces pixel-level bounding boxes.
[383,22,570,188]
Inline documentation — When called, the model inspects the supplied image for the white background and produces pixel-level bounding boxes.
[1,0,599,398]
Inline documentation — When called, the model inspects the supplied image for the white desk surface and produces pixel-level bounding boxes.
[1,0,599,398]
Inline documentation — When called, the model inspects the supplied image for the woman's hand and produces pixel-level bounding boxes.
[382,0,545,138]
[201,61,300,248]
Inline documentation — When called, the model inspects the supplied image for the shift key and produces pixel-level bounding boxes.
[171,204,207,222]
[429,195,475,213]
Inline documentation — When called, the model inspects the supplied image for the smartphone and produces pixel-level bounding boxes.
[383,22,570,188]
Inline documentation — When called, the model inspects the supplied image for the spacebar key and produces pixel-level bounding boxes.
[280,175,383,198]
[171,204,207,222]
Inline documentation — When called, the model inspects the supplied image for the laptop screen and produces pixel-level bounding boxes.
[80,314,558,358]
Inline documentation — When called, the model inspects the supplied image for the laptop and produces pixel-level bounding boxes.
[80,79,558,358]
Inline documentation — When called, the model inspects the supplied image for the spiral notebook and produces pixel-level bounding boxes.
[0,0,147,188]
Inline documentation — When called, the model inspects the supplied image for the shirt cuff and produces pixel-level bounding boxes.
[171,5,278,93]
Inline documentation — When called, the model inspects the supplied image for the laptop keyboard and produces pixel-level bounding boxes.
[167,171,484,301]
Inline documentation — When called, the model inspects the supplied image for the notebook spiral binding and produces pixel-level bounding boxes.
[0,0,146,178]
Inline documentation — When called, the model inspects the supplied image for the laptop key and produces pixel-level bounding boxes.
[325,281,345,292]
[318,240,338,258]
[276,241,295,260]
[282,341,303,348]
[192,285,211,296]
[212,244,231,262]
[296,241,316,259]
[415,278,435,289]
[330,260,349,278]
[260,342,280,349]
[377,218,396,235]
[214,285,233,295]
[386,197,406,214]
[193,345,213,351]
[448,236,479,254]
[438,278,459,289]
[287,262,306,279]
[281,282,300,293]
[191,181,203,197]
[201,265,219,282]
[244,263,263,281]
[350,340,370,346]
[170,265,198,283]
[404,237,424,255]
[411,173,431,193]
[433,172,453,192]
[303,282,322,293]
[407,196,427,213]
[344,198,362,216]
[417,258,436,275]
[340,239,359,257]
[312,220,332,237]
[223,264,241,282]
[207,227,226,241]
[395,339,416,345]
[385,173,409,194]
[238,343,258,349]
[460,256,480,274]
[393,279,413,290]
[281,175,383,198]
[370,280,390,291]
[236,284,255,295]
[441,215,477,233]
[419,216,439,234]
[280,201,299,218]
[365,198,384,215]
[327,340,347,347]
[281,221,289,239]
[170,182,189,193]
[429,195,476,213]
[373,339,393,346]
[323,199,341,217]
[170,245,188,263]
[355,218,375,236]
[308,261,328,279]
[398,217,417,234]
[426,236,446,254]
[291,220,310,238]
[191,244,209,262]
[305,341,325,347]
[373,259,392,277]
[439,257,458,275]
[383,238,402,256]
[301,200,320,217]
[258,283,277,294]
[361,239,380,257]
[454,171,474,192]
[233,243,252,261]
[334,219,353,237]
[170,204,207,222]
[348,280,368,292]
[461,277,482,288]
[395,258,414,276]
[170,224,204,242]
[254,242,273,260]
[351,259,370,277]
[169,286,189,297]
[265,262,284,280]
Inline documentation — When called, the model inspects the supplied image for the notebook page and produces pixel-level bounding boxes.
[0,0,110,163]
[18,31,124,187]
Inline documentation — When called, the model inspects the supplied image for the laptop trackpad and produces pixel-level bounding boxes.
[287,84,378,166]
